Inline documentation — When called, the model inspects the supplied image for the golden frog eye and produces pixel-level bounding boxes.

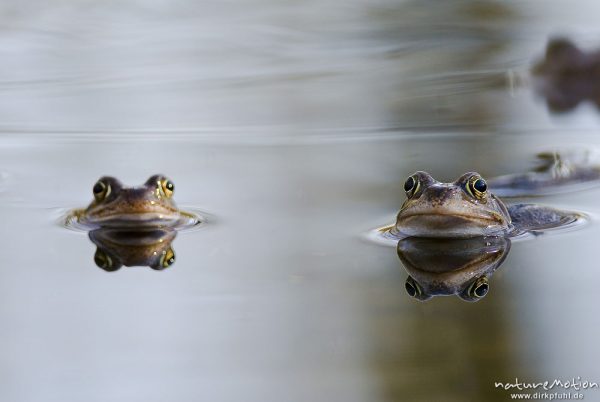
[92,180,110,202]
[160,179,175,198]
[403,175,420,198]
[467,176,487,199]
[160,248,176,268]
[467,276,489,299]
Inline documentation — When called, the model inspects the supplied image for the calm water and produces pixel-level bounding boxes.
[2,1,600,401]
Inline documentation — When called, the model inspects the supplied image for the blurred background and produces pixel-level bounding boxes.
[1,0,600,401]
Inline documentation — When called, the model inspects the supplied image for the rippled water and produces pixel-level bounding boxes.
[2,1,600,401]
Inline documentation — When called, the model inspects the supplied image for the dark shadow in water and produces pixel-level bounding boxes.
[397,236,510,302]
[363,236,519,401]
[88,228,176,271]
[533,38,600,113]
[360,1,531,400]
[367,0,518,131]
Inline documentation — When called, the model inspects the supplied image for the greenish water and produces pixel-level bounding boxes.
[1,1,600,401]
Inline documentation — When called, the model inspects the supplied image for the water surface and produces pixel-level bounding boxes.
[1,1,600,401]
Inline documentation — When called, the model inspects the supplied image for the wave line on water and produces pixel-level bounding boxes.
[3,125,599,146]
[58,206,209,234]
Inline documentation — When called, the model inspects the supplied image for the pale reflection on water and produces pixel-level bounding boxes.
[1,1,600,402]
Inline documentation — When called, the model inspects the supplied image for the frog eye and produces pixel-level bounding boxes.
[160,179,175,198]
[160,248,176,268]
[403,175,420,198]
[466,176,487,199]
[92,180,111,202]
[466,276,489,300]
[94,249,120,271]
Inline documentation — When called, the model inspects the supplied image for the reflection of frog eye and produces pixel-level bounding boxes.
[93,180,111,202]
[160,248,176,268]
[405,276,421,297]
[466,276,489,300]
[94,249,120,271]
[405,276,432,301]
[404,175,420,198]
[160,179,175,198]
[467,176,487,199]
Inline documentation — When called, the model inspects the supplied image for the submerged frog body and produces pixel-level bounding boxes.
[393,171,581,238]
[79,175,180,228]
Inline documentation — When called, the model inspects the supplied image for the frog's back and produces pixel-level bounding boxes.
[507,203,582,234]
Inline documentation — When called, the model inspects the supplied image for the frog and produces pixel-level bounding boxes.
[89,228,177,271]
[382,164,589,302]
[486,150,600,197]
[77,174,181,229]
[391,171,582,239]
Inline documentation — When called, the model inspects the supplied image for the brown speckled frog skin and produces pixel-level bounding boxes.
[395,171,511,238]
[393,171,581,238]
[80,174,180,228]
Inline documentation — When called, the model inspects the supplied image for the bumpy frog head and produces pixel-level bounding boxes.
[395,171,511,238]
[83,174,180,228]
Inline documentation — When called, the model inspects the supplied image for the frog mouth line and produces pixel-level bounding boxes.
[82,211,181,225]
[399,250,505,275]
[397,211,505,225]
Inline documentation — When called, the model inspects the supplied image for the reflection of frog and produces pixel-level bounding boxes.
[89,228,176,271]
[533,38,600,112]
[79,175,180,228]
[392,171,581,238]
[398,236,510,302]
